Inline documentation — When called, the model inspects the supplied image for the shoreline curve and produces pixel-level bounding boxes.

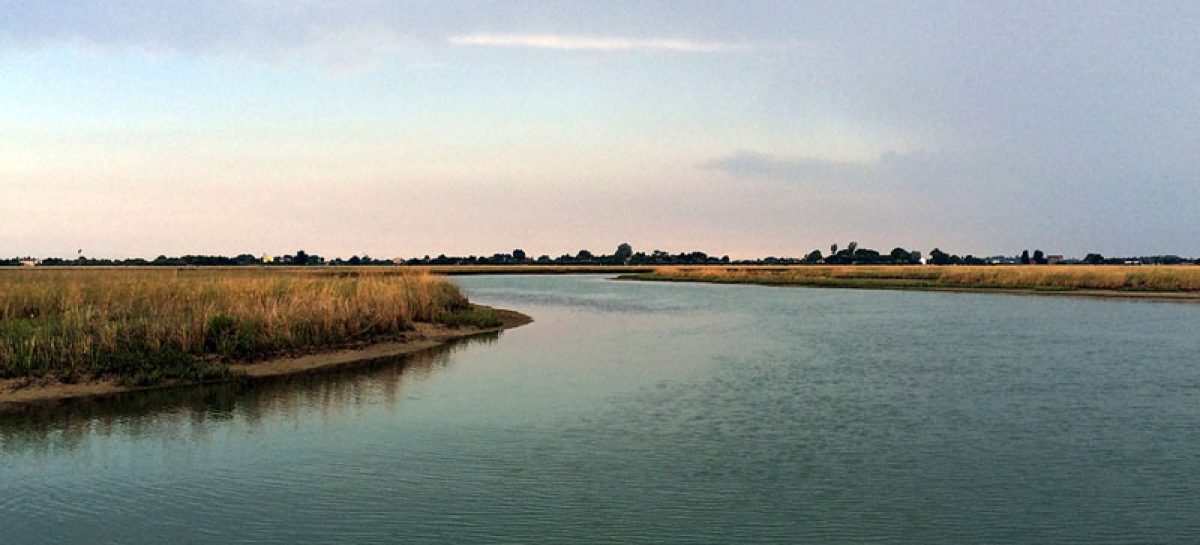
[0,306,532,411]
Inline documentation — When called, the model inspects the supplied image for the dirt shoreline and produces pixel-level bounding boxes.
[616,275,1200,302]
[0,307,532,410]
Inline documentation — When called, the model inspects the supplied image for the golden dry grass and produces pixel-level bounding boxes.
[634,265,1200,293]
[0,268,474,383]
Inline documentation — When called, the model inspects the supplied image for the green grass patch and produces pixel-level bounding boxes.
[435,306,503,328]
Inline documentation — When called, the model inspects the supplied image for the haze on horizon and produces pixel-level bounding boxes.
[2,1,1198,260]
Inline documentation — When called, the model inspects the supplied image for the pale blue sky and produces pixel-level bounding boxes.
[2,1,1198,259]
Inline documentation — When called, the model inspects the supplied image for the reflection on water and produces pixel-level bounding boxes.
[0,333,499,456]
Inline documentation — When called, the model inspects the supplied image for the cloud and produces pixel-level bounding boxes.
[2,3,774,65]
[701,152,874,185]
[0,1,423,69]
[448,33,753,53]
[699,149,1009,193]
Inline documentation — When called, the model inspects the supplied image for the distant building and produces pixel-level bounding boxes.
[19,258,38,267]
[1046,255,1064,265]
[262,255,275,263]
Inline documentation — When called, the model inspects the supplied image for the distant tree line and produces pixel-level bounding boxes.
[1079,253,1193,265]
[403,243,729,266]
[5,243,1199,267]
[4,251,399,267]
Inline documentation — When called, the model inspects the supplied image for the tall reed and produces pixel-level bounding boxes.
[0,268,475,384]
[638,265,1200,292]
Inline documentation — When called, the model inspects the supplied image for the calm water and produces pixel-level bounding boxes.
[2,275,1199,543]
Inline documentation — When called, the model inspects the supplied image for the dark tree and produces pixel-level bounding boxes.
[1033,249,1046,265]
[804,250,823,263]
[234,253,259,265]
[889,247,912,263]
[294,250,310,266]
[614,242,633,261]
[1083,253,1105,265]
[512,249,527,261]
[1020,250,1031,265]
[575,249,594,261]
[929,248,951,265]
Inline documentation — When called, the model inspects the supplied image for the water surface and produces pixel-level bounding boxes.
[3,275,1199,543]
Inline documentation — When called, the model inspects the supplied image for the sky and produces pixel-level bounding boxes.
[2,1,1198,259]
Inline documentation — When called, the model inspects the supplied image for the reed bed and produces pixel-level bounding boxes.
[630,265,1200,294]
[0,269,489,384]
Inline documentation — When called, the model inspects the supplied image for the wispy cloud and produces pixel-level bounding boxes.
[0,2,423,71]
[701,152,874,184]
[700,149,990,192]
[448,33,753,53]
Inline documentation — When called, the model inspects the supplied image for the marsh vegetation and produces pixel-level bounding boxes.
[0,269,496,386]
[624,265,1200,296]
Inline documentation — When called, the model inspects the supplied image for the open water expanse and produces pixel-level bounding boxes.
[2,275,1199,543]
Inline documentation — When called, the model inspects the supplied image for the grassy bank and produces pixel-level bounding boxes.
[620,265,1200,297]
[0,269,500,386]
